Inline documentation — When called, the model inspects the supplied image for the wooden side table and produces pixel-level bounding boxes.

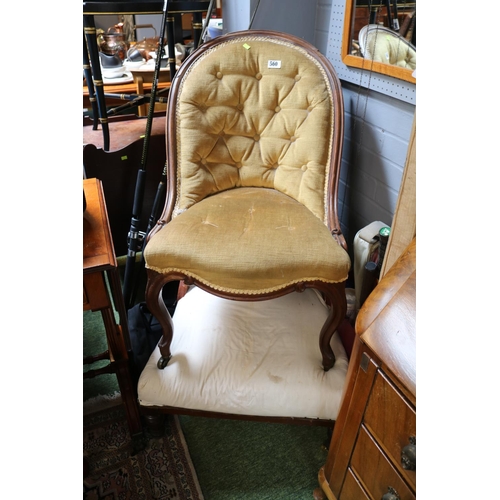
[83,177,143,446]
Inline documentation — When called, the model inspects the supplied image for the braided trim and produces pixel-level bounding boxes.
[144,265,348,295]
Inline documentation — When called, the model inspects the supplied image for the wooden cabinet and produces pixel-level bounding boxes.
[316,238,416,500]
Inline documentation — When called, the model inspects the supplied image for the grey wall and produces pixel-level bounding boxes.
[224,0,317,44]
[339,83,414,245]
[314,0,334,53]
[316,0,416,251]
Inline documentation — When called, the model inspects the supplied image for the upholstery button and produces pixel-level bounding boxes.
[254,134,260,141]
[216,71,223,79]
[255,73,262,80]
[201,158,207,165]
[294,74,301,81]
[307,105,313,112]
[237,103,244,111]
[275,106,281,113]
[301,165,307,171]
[235,162,242,168]
[290,136,296,142]
[272,163,279,169]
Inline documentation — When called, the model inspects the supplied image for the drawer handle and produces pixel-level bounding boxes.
[401,436,416,471]
[381,486,400,500]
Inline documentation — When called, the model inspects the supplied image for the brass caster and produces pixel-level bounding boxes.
[157,356,171,369]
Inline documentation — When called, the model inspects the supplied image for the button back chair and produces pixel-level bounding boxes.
[359,24,416,70]
[144,30,351,372]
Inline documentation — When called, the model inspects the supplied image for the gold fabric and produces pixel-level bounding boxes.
[145,188,351,294]
[363,27,416,70]
[173,36,334,222]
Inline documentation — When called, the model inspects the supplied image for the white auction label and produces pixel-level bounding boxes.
[268,60,282,69]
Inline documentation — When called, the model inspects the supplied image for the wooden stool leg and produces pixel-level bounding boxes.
[101,307,145,452]
[135,75,146,117]
[144,414,165,437]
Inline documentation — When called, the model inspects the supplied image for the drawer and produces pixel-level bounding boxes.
[364,371,416,489]
[351,426,415,500]
[340,468,370,500]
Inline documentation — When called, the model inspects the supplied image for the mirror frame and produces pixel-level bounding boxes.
[341,0,416,84]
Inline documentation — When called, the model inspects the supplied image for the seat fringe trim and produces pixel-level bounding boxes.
[145,265,348,295]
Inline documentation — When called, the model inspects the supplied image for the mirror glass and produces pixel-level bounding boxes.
[342,0,416,83]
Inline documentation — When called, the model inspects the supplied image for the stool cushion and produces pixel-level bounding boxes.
[138,286,349,420]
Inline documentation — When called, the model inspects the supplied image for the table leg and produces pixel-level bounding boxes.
[101,306,144,450]
[135,75,147,117]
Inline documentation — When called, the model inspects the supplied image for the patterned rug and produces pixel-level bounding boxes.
[84,402,205,500]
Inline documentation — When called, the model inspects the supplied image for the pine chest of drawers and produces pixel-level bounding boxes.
[316,238,416,500]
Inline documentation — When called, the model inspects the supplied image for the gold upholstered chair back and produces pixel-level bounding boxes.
[157,29,344,230]
[145,30,351,372]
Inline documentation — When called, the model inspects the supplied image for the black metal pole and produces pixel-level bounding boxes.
[83,32,99,128]
[122,0,171,309]
[391,0,400,31]
[83,15,110,151]
[104,88,170,116]
[129,162,168,306]
[384,0,393,31]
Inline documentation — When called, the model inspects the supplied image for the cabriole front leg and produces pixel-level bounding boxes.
[316,283,347,371]
[145,270,174,369]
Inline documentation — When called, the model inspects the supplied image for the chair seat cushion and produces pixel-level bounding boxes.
[145,187,350,294]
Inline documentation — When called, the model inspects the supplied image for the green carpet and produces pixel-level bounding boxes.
[84,291,330,499]
[83,309,120,401]
[179,415,329,500]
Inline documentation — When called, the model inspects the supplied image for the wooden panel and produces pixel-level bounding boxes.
[339,468,370,500]
[83,178,116,272]
[83,272,111,312]
[326,349,379,495]
[380,115,416,278]
[351,426,415,499]
[364,371,416,489]
[356,239,416,399]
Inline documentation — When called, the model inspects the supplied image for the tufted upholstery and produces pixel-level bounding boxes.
[173,35,336,222]
[144,30,350,371]
[359,24,416,70]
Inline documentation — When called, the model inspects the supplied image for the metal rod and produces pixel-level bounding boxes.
[83,31,100,128]
[84,15,111,150]
[122,0,171,309]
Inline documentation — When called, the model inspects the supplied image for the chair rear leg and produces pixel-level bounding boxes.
[146,270,174,369]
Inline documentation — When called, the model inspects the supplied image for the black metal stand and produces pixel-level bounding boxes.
[83,32,100,129]
[84,14,110,149]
